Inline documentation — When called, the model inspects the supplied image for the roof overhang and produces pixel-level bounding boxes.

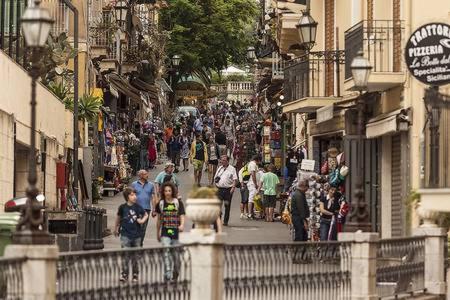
[344,72,406,93]
[277,13,302,55]
[108,73,142,102]
[282,96,342,113]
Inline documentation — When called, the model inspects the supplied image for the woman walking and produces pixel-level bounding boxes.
[147,134,157,169]
[180,131,190,172]
[207,136,220,186]
[319,186,339,241]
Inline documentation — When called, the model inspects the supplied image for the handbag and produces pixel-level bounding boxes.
[281,197,292,225]
[320,160,329,175]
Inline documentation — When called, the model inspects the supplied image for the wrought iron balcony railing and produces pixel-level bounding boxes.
[283,50,345,102]
[344,19,405,79]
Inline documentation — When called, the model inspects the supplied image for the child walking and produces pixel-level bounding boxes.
[114,187,149,282]
[155,182,185,281]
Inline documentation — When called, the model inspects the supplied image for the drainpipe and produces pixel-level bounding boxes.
[61,0,79,201]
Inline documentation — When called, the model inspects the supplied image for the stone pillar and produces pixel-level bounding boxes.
[180,197,223,300]
[339,231,379,300]
[414,227,447,295]
[4,244,59,300]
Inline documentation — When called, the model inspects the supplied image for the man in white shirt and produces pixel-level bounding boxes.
[247,155,262,219]
[215,155,238,226]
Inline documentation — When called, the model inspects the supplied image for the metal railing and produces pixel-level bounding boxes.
[0,0,26,64]
[0,257,25,300]
[57,245,191,299]
[344,19,405,79]
[284,50,345,102]
[272,51,285,80]
[376,237,425,298]
[223,242,352,300]
[41,0,69,37]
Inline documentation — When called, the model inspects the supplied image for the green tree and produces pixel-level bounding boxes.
[161,0,257,86]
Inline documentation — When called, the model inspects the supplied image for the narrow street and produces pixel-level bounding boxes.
[99,161,291,249]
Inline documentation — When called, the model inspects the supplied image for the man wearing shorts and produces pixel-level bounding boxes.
[190,133,208,187]
[258,164,280,222]
[246,155,261,219]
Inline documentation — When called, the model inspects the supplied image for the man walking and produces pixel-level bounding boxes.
[247,155,261,219]
[190,133,208,187]
[214,155,237,226]
[155,162,179,196]
[291,180,310,241]
[131,170,156,246]
[220,117,235,157]
[285,147,302,192]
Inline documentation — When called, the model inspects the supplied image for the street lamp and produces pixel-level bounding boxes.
[171,54,181,67]
[296,9,318,51]
[351,50,372,91]
[279,95,285,101]
[14,0,53,245]
[247,46,256,60]
[114,0,129,27]
[348,50,372,232]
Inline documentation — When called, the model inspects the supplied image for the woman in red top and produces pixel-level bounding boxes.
[147,134,157,169]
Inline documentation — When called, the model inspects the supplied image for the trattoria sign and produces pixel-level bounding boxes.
[404,23,450,86]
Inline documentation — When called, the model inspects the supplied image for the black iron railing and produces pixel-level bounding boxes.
[223,242,352,300]
[283,50,345,102]
[376,236,425,298]
[0,257,25,300]
[57,245,191,299]
[0,0,27,64]
[344,19,405,79]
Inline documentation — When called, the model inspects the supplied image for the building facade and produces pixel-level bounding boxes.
[257,0,450,237]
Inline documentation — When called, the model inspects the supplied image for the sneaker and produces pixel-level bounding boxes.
[240,213,244,219]
[120,274,128,283]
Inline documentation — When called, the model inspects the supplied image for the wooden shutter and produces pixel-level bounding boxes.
[391,134,403,237]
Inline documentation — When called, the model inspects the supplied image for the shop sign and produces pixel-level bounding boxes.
[316,105,334,124]
[300,159,315,171]
[404,22,450,86]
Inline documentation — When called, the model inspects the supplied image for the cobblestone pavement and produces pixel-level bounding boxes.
[99,161,290,249]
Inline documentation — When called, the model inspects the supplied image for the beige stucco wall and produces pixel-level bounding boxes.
[0,51,73,210]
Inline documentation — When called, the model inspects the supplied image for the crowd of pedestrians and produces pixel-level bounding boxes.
[113,100,349,282]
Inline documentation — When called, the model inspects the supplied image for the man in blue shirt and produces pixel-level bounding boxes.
[155,162,179,195]
[131,169,156,246]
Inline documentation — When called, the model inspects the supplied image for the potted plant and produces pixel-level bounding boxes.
[186,187,221,234]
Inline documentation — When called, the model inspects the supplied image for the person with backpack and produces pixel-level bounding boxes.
[114,187,149,282]
[168,130,182,173]
[238,162,251,219]
[155,182,185,281]
[154,162,179,202]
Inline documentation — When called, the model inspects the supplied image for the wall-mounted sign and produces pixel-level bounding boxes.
[316,104,334,124]
[300,159,315,171]
[404,23,450,86]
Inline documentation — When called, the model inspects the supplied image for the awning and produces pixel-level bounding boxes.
[282,96,341,113]
[108,74,142,102]
[156,78,173,93]
[365,108,409,138]
[131,78,158,97]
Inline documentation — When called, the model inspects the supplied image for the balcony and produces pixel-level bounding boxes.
[344,20,405,92]
[271,51,284,82]
[276,12,302,55]
[227,81,254,93]
[282,51,345,114]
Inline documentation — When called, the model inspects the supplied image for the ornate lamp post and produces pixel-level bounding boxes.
[13,0,53,244]
[168,54,181,107]
[347,50,373,231]
[295,2,318,51]
[114,0,129,28]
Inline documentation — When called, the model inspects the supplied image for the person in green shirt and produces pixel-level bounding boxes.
[258,164,280,222]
